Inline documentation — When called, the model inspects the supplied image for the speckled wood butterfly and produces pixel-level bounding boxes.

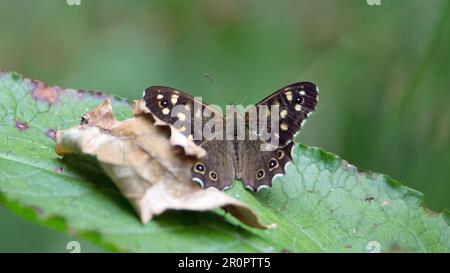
[143,82,318,191]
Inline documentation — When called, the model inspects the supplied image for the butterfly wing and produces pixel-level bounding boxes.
[239,82,318,191]
[249,81,319,147]
[143,86,233,189]
[191,140,236,190]
[239,141,294,191]
[143,86,224,145]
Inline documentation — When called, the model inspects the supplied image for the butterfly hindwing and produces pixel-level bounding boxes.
[239,141,294,191]
[191,140,236,190]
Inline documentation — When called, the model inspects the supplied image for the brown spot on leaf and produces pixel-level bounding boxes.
[425,208,439,217]
[388,242,402,253]
[68,228,77,236]
[77,90,111,102]
[15,120,29,131]
[95,91,106,99]
[365,196,375,203]
[345,244,352,249]
[76,90,87,100]
[32,206,44,215]
[45,128,57,141]
[32,81,59,105]
[281,249,291,253]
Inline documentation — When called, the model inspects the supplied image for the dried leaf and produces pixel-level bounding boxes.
[56,99,272,229]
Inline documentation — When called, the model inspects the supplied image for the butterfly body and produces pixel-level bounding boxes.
[143,82,318,191]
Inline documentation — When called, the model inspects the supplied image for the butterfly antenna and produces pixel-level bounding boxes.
[203,74,232,105]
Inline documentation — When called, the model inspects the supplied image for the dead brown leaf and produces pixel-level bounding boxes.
[55,99,272,229]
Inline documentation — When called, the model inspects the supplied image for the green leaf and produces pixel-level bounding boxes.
[227,147,449,252]
[0,71,448,252]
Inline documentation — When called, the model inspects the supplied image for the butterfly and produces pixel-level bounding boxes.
[143,82,318,192]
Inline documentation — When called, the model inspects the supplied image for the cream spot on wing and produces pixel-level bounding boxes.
[188,134,193,140]
[177,112,186,121]
[280,109,288,118]
[285,91,293,101]
[280,123,288,131]
[171,95,179,104]
[277,150,284,159]
[299,90,306,96]
[157,94,163,99]
[162,108,170,115]
[295,104,302,111]
[185,104,191,111]
[173,90,180,94]
[179,125,186,132]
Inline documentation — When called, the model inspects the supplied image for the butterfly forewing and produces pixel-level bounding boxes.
[238,82,318,191]
[252,82,319,148]
[143,86,224,145]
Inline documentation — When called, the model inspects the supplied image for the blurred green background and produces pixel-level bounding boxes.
[0,0,448,252]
